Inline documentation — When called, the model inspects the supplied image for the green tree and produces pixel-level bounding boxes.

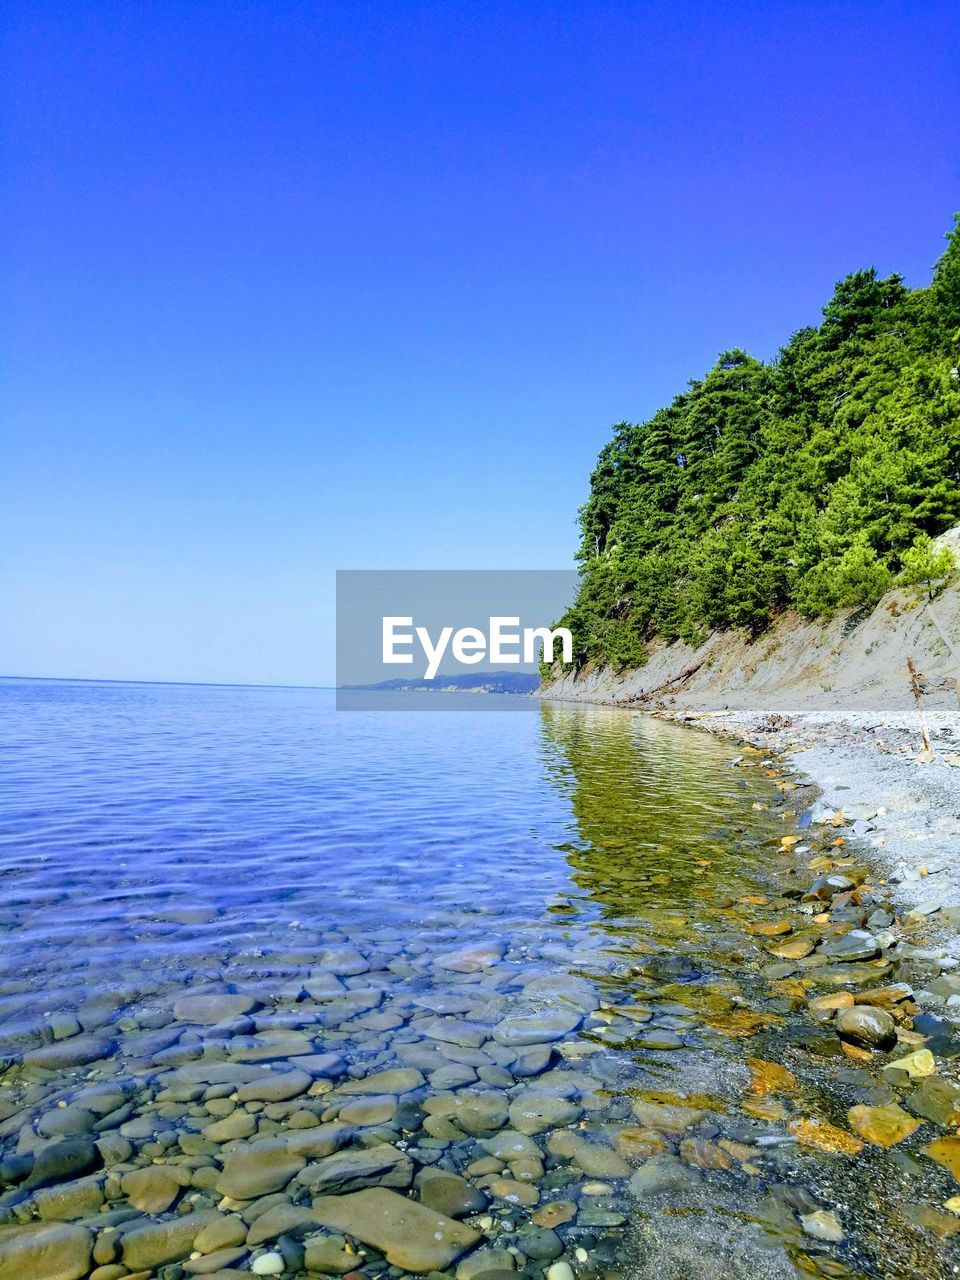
[898,535,956,600]
[552,216,960,674]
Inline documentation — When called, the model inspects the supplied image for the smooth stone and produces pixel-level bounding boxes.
[631,1101,706,1133]
[457,1248,517,1279]
[33,1176,104,1222]
[430,1065,478,1089]
[288,1053,347,1078]
[451,1090,509,1134]
[0,1222,92,1280]
[836,1006,896,1049]
[440,1043,493,1068]
[905,1203,960,1237]
[193,1217,248,1253]
[768,937,815,960]
[203,1110,258,1143]
[422,1018,489,1049]
[679,1139,733,1170]
[629,1155,701,1196]
[286,1124,352,1159]
[419,1171,487,1218]
[509,1154,544,1182]
[521,975,599,1012]
[478,1065,514,1088]
[236,1069,312,1103]
[0,1152,35,1185]
[296,1145,413,1194]
[303,1237,356,1274]
[463,1267,525,1279]
[546,1263,574,1280]
[423,1114,461,1141]
[546,1131,630,1178]
[302,972,348,999]
[512,1046,553,1077]
[246,1204,318,1245]
[924,1135,960,1180]
[251,1252,284,1275]
[809,992,855,1019]
[578,1208,626,1226]
[637,1028,683,1049]
[232,1031,315,1061]
[25,1139,98,1191]
[819,931,881,962]
[183,1247,249,1274]
[119,1166,182,1213]
[312,1187,480,1273]
[336,1069,424,1095]
[885,1049,936,1079]
[800,1210,844,1242]
[121,1212,219,1270]
[172,994,256,1025]
[908,1076,960,1126]
[788,1116,864,1156]
[162,1062,263,1095]
[532,1201,577,1228]
[318,948,370,975]
[435,943,505,972]
[803,875,855,901]
[508,1092,581,1135]
[215,1139,306,1199]
[847,1103,920,1148]
[826,961,891,987]
[518,1227,563,1260]
[414,993,480,1016]
[481,1131,542,1162]
[37,1107,98,1139]
[493,1011,582,1047]
[23,1037,113,1071]
[338,1095,398,1127]
[613,1127,671,1160]
[487,1176,539,1207]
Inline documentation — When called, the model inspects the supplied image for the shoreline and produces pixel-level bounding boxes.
[542,686,960,977]
[539,545,960,966]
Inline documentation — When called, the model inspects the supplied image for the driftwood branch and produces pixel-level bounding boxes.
[618,659,706,705]
[907,657,934,757]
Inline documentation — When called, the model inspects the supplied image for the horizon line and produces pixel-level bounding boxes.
[0,674,336,692]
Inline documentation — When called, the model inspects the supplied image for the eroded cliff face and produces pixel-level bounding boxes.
[542,527,960,718]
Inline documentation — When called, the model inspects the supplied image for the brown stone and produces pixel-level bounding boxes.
[926,1136,960,1183]
[0,1223,92,1280]
[532,1201,577,1228]
[847,1103,920,1148]
[788,1117,864,1156]
[312,1188,480,1273]
[747,1058,798,1096]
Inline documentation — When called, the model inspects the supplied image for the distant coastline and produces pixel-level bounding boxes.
[343,671,539,695]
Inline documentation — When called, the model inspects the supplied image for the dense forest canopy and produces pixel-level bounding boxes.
[559,216,960,672]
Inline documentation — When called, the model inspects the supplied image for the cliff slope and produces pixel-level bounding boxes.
[543,527,960,722]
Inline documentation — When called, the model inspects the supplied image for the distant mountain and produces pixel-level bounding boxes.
[345,671,539,694]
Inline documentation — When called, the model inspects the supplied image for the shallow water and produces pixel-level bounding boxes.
[0,680,957,1280]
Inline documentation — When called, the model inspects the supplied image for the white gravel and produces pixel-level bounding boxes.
[657,701,960,956]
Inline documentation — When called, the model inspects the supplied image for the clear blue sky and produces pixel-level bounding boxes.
[3,1,958,685]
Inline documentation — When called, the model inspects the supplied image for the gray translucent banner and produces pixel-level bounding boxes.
[336,570,578,710]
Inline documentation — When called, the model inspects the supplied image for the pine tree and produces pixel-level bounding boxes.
[560,217,960,671]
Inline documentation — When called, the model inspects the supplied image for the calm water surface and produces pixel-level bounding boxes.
[0,680,956,1280]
